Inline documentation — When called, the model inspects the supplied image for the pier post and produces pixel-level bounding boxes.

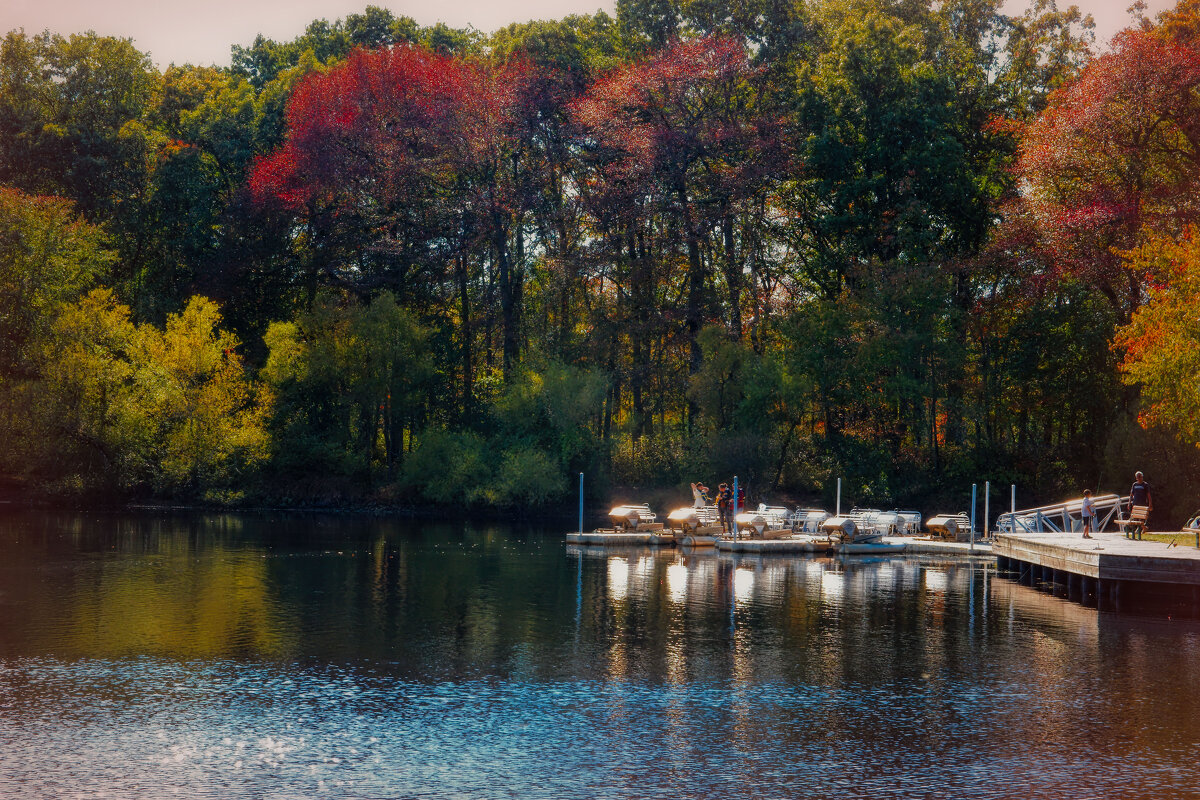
[733,475,739,540]
[836,478,841,517]
[984,481,990,541]
[971,484,977,554]
[578,472,584,534]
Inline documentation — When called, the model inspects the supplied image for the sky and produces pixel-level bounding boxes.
[0,0,1179,68]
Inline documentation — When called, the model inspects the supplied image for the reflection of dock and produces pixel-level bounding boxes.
[567,533,992,557]
[987,569,1100,638]
[995,531,1200,609]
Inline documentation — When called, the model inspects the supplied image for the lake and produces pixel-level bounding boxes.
[1,511,1198,799]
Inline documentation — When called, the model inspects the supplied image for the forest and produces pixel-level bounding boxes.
[2,0,1200,522]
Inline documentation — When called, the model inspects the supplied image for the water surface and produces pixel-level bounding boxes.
[1,511,1198,798]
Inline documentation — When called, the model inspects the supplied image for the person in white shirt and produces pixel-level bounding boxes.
[1081,489,1095,539]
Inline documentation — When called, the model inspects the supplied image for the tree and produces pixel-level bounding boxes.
[0,187,113,379]
[571,35,782,372]
[1114,229,1200,445]
[249,43,534,398]
[262,292,432,485]
[32,289,271,499]
[1018,29,1200,316]
[0,31,158,220]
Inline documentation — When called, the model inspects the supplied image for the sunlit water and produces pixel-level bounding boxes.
[1,511,1199,799]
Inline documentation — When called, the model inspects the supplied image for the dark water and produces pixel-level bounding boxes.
[1,512,1199,799]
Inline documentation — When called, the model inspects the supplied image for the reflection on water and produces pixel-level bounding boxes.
[1,512,1200,798]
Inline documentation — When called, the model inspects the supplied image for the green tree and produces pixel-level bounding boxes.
[263,292,433,487]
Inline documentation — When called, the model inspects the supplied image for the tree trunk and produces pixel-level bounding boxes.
[680,186,704,375]
[458,252,473,420]
[723,212,742,339]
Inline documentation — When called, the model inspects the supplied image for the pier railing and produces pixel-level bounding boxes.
[995,494,1126,535]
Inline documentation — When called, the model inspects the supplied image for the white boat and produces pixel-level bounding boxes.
[605,504,662,532]
[734,504,792,538]
[822,510,886,545]
[894,511,923,535]
[925,512,971,540]
[793,508,830,534]
[665,504,721,533]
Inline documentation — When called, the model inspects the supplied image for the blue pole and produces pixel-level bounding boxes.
[578,472,584,534]
[733,475,739,540]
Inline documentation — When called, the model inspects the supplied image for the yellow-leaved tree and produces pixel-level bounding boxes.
[42,289,271,501]
[1114,230,1200,445]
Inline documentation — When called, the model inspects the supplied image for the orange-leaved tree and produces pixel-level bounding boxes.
[1114,229,1200,445]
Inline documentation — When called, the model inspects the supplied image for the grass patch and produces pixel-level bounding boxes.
[1140,532,1200,548]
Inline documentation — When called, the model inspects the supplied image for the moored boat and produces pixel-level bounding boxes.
[605,504,663,533]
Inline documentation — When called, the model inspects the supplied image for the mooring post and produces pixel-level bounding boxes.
[836,477,841,517]
[984,481,990,541]
[578,472,584,534]
[1011,484,1016,526]
[971,483,977,554]
[733,475,739,540]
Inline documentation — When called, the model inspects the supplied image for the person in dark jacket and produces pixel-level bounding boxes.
[717,483,733,533]
[1130,471,1153,525]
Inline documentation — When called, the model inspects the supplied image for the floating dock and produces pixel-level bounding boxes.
[994,530,1200,605]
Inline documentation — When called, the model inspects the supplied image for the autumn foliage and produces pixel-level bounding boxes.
[14,2,1200,519]
[249,45,527,213]
[1018,30,1200,310]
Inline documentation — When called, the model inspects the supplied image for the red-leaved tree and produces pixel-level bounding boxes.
[249,44,533,392]
[570,36,783,371]
[1017,29,1200,316]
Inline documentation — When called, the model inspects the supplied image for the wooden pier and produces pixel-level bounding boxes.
[994,530,1200,606]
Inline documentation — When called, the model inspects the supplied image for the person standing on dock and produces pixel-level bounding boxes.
[1081,489,1095,538]
[1130,471,1153,524]
[690,483,710,509]
[717,483,733,533]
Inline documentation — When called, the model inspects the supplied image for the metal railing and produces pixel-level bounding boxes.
[995,494,1125,534]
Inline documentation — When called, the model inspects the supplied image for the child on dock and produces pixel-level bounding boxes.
[1081,490,1094,538]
